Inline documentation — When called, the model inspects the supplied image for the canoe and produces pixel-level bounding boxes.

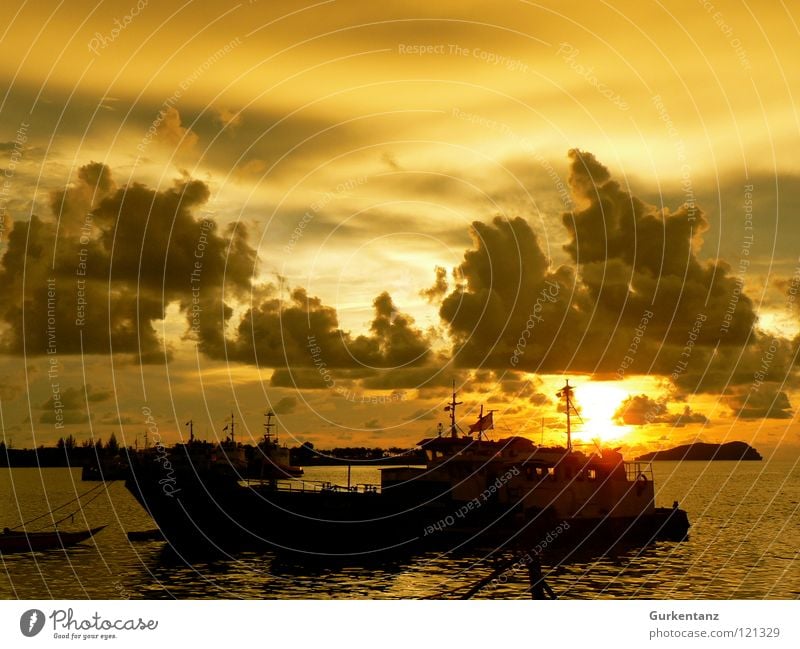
[0,525,106,554]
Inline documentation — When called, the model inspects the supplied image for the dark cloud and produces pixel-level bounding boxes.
[726,384,793,419]
[420,265,448,303]
[214,288,432,370]
[39,384,110,412]
[437,150,790,396]
[614,394,708,426]
[0,163,255,361]
[271,396,297,415]
[37,384,110,425]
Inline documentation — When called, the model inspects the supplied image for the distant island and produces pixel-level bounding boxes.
[636,441,762,461]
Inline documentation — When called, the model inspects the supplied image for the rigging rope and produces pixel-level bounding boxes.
[9,480,110,531]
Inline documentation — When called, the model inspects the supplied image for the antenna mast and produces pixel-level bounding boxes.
[446,380,463,439]
[557,379,575,452]
[264,410,276,444]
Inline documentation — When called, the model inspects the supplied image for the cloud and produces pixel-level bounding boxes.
[437,150,790,397]
[271,396,297,415]
[155,106,198,151]
[0,163,255,362]
[212,288,433,370]
[421,265,448,303]
[726,384,793,419]
[614,394,708,426]
[213,106,242,131]
[37,384,110,425]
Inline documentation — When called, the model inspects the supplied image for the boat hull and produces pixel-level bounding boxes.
[125,462,689,558]
[0,526,105,554]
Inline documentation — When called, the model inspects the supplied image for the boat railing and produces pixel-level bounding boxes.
[623,461,653,482]
[241,478,381,494]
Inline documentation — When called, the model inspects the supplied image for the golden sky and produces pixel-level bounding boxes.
[0,0,799,456]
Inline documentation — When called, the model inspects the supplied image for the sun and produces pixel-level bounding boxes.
[573,382,630,443]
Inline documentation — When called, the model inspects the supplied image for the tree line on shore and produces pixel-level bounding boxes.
[0,436,427,467]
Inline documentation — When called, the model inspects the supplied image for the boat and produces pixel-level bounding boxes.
[0,525,106,554]
[253,411,304,479]
[125,381,689,556]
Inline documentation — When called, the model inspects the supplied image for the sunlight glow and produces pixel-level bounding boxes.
[573,382,631,443]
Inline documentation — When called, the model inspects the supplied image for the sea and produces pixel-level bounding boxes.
[1,460,798,599]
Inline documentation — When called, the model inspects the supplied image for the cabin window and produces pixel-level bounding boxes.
[547,467,556,480]
[587,469,597,481]
[536,467,545,478]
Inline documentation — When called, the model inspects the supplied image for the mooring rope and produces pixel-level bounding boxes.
[9,480,110,531]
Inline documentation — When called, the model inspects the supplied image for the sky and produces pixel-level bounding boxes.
[0,0,799,457]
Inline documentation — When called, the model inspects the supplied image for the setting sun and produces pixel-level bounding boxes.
[573,382,630,443]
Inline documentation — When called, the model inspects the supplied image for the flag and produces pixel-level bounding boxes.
[223,425,228,431]
[468,411,493,433]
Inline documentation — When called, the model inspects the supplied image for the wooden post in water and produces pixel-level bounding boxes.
[527,552,556,600]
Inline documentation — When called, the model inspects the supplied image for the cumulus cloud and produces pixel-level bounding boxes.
[614,394,708,426]
[420,265,448,303]
[155,106,198,151]
[213,288,432,370]
[0,163,255,361]
[726,383,793,419]
[437,150,792,397]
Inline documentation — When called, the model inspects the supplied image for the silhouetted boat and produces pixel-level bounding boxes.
[125,381,689,556]
[0,525,106,554]
[254,411,304,478]
[126,528,163,541]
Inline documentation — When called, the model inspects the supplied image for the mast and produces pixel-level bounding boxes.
[185,419,194,443]
[230,412,235,444]
[446,380,463,439]
[264,410,276,444]
[557,379,574,452]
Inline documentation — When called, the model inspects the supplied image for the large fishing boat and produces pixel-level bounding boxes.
[124,381,689,556]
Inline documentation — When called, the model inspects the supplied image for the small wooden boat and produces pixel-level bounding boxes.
[0,525,106,554]
[126,528,163,542]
